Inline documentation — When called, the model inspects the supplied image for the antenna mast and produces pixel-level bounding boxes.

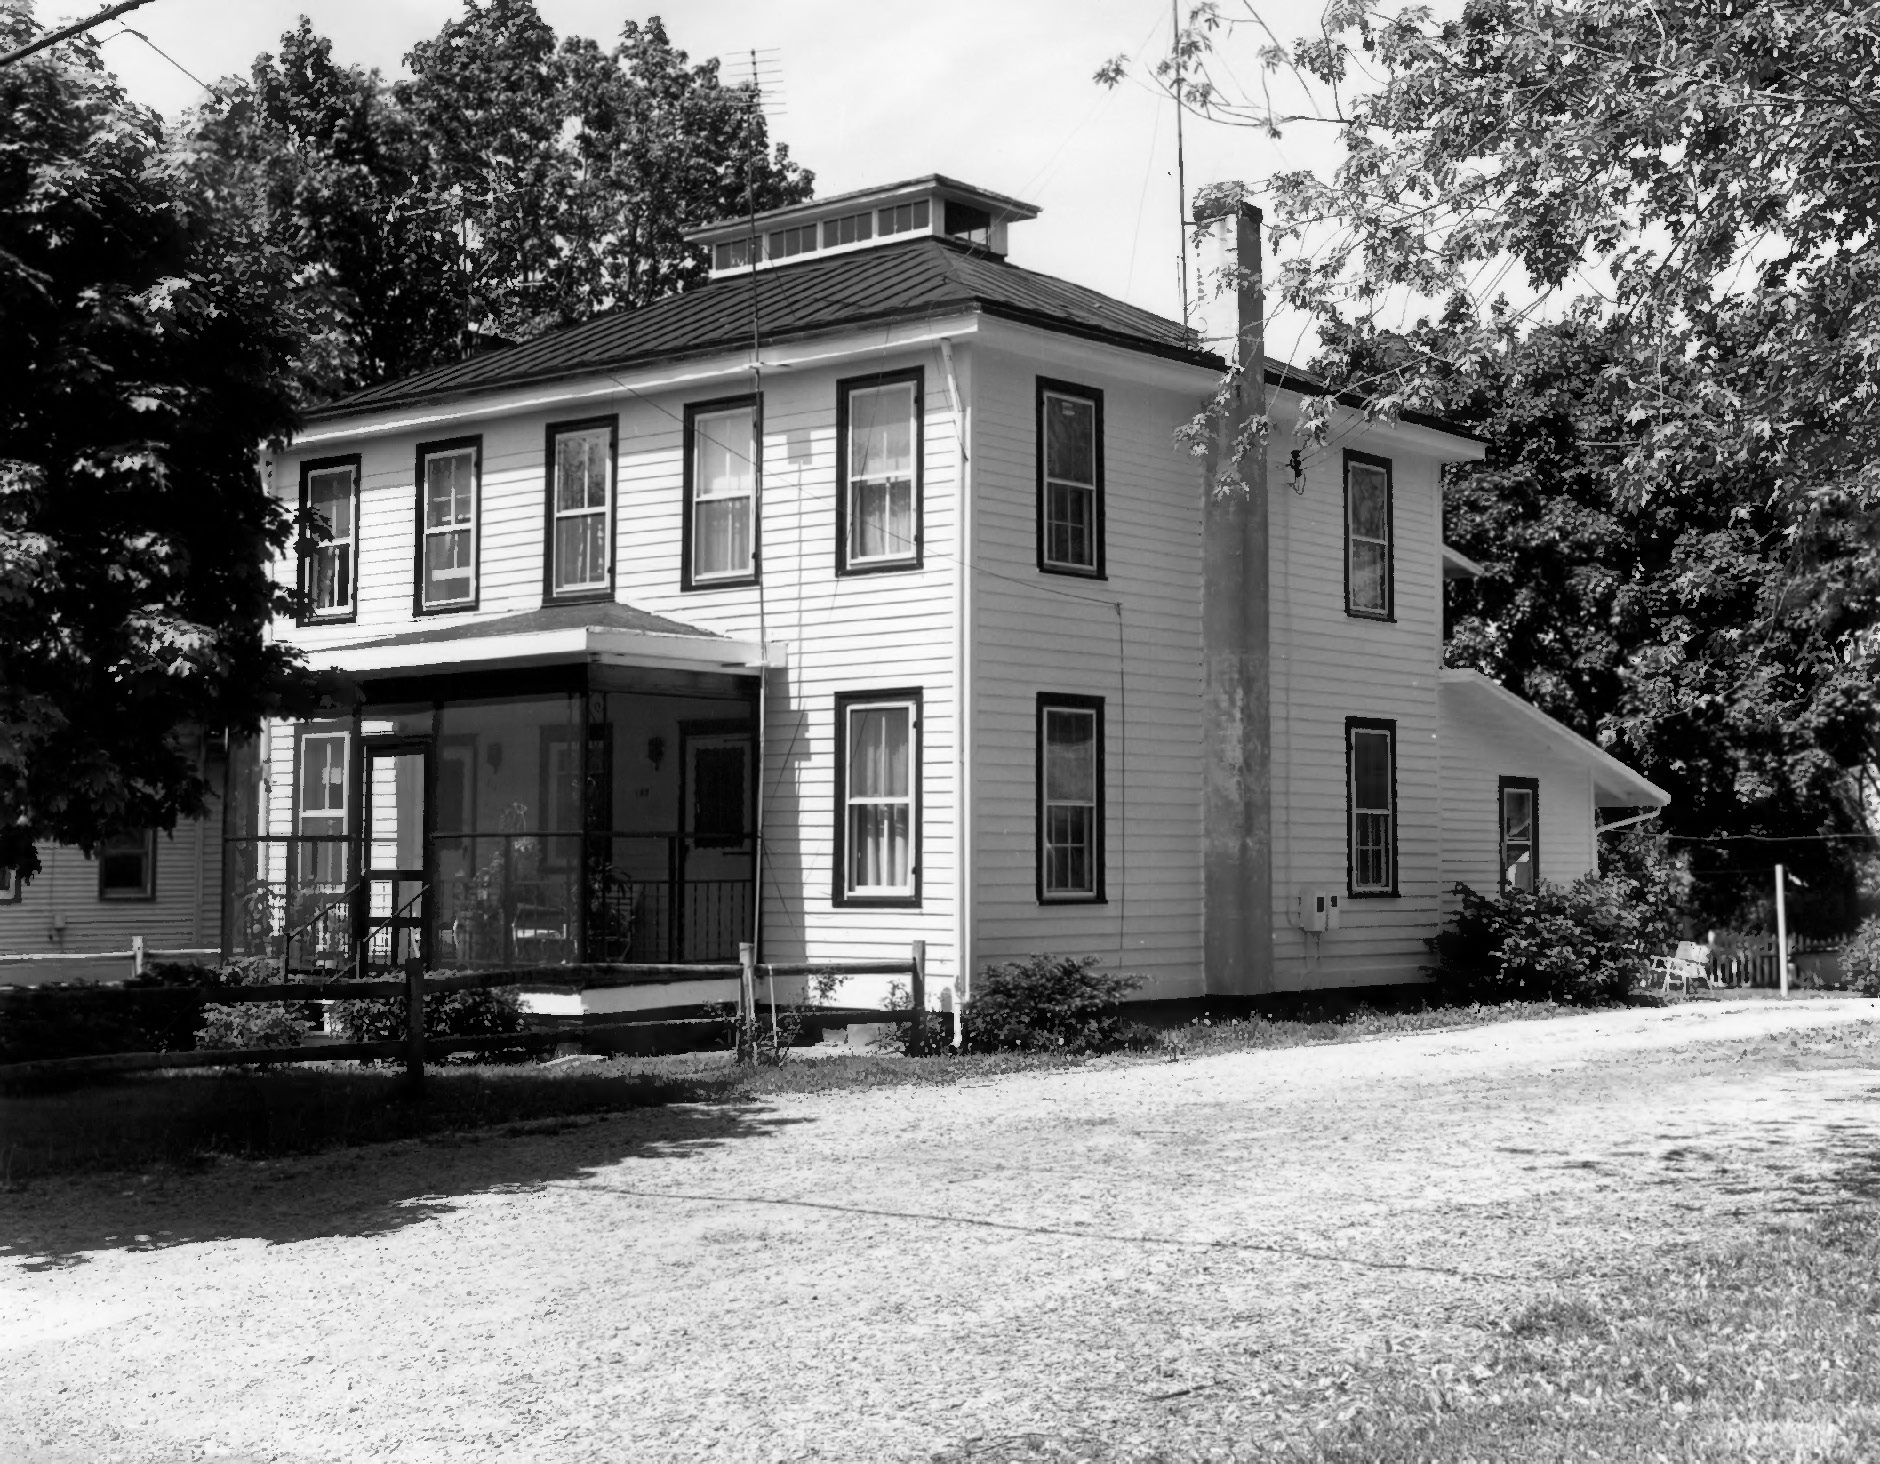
[1172,0,1190,330]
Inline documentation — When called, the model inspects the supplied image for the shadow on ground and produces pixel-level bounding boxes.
[0,1071,804,1271]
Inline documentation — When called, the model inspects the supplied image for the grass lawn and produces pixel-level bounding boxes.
[3,997,1589,1183]
[1304,1203,1880,1463]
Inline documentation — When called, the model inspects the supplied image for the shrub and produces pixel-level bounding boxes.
[1844,916,1880,997]
[961,954,1143,1054]
[195,1003,304,1050]
[329,978,526,1052]
[1427,874,1661,1005]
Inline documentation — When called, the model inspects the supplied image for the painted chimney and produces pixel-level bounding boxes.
[1195,190,1273,994]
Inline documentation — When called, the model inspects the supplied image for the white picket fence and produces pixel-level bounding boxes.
[1706,933,1845,989]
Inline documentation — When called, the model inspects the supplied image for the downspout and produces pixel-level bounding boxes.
[941,337,971,1037]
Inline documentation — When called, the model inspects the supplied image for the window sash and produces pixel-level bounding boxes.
[693,407,756,581]
[844,702,913,896]
[1041,704,1100,898]
[552,427,611,593]
[1041,391,1098,571]
[306,466,355,614]
[99,832,154,900]
[1350,727,1394,892]
[299,733,350,823]
[1347,462,1390,614]
[847,382,917,564]
[1502,786,1536,892]
[422,448,477,607]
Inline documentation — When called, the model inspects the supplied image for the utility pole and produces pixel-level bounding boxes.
[1775,862,1790,998]
[0,0,156,67]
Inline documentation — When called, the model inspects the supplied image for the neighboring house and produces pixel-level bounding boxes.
[12,174,1666,1004]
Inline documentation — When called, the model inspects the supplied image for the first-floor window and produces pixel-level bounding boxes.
[1500,777,1539,893]
[0,867,17,903]
[1038,694,1104,901]
[687,398,759,586]
[837,691,918,902]
[1348,719,1396,895]
[419,438,478,610]
[298,729,350,891]
[98,831,155,901]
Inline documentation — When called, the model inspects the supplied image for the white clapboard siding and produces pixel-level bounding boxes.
[1438,685,1600,907]
[0,793,223,961]
[1263,410,1448,990]
[965,338,1208,1001]
[274,352,963,989]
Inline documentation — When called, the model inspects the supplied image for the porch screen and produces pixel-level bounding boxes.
[551,424,611,594]
[846,381,916,565]
[844,700,913,896]
[1348,722,1395,894]
[692,405,756,581]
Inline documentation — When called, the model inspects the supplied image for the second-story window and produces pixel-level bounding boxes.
[299,456,359,622]
[838,369,922,573]
[1037,379,1104,577]
[546,417,615,600]
[1345,451,1393,618]
[417,437,479,613]
[685,396,760,588]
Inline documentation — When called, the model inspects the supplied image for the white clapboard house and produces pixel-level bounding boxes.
[1,176,1667,1008]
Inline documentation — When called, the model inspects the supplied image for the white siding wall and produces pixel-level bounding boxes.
[967,338,1209,1001]
[274,352,962,990]
[0,794,222,962]
[1264,411,1449,989]
[1438,688,1600,906]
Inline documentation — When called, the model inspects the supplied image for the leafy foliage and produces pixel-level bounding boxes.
[0,19,321,880]
[195,1004,304,1051]
[1427,875,1671,1005]
[962,954,1144,1054]
[189,6,813,397]
[0,978,204,1065]
[329,980,525,1049]
[1843,916,1880,998]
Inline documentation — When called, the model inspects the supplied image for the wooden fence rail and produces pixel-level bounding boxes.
[0,941,931,1085]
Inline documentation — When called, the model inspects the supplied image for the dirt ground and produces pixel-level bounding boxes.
[6,997,1880,1463]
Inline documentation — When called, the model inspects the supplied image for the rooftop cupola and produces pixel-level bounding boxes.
[685,175,1040,279]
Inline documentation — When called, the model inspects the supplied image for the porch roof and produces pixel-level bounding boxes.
[1438,668,1669,809]
[304,602,782,677]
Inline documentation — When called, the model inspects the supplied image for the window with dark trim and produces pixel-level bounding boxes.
[1037,694,1105,902]
[299,455,360,623]
[684,396,761,590]
[416,435,480,613]
[0,866,18,903]
[544,416,616,601]
[1500,776,1539,893]
[296,727,352,893]
[1347,718,1398,896]
[837,368,922,573]
[1037,379,1104,576]
[1344,450,1393,619]
[97,831,156,901]
[833,689,920,906]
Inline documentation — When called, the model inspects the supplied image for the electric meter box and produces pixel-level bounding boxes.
[1296,889,1344,932]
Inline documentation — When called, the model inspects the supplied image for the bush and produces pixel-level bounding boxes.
[1844,916,1880,997]
[329,979,525,1051]
[195,1003,304,1050]
[1427,874,1662,1005]
[961,954,1143,1054]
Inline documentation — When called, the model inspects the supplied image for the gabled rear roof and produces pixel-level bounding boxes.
[307,236,1221,422]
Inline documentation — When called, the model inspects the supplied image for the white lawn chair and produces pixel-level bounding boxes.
[1650,940,1712,994]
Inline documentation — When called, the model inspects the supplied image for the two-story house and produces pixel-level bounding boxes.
[1,175,1667,1011]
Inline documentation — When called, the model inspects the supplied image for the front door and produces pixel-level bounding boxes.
[359,741,429,972]
[679,729,755,960]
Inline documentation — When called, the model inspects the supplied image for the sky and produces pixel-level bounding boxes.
[76,0,1352,362]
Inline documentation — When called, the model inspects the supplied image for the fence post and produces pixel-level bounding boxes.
[404,955,425,1088]
[1776,863,1791,999]
[130,935,145,979]
[738,941,757,1063]
[910,940,927,1054]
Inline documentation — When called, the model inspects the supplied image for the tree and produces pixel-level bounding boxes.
[192,6,813,396]
[0,17,319,882]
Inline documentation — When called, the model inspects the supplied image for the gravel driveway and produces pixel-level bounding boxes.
[6,998,1880,1463]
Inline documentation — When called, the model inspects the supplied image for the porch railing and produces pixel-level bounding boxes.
[224,832,755,973]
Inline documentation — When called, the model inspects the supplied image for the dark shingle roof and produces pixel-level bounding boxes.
[327,601,718,650]
[307,237,1222,422]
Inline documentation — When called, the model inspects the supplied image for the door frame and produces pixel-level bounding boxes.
[353,735,436,971]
